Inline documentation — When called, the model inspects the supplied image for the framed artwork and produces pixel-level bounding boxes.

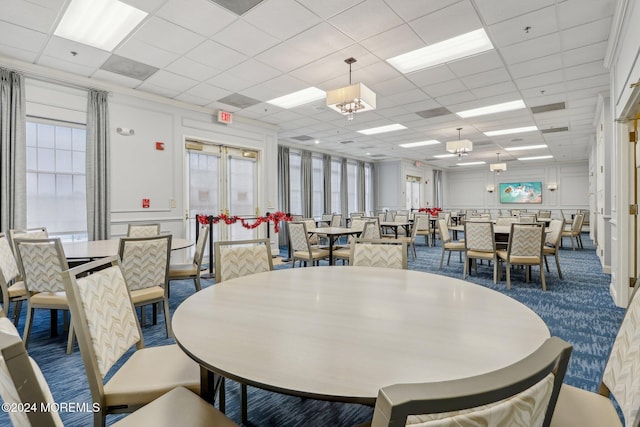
[499,182,543,204]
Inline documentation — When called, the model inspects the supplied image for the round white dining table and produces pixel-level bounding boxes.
[63,237,193,259]
[172,266,550,405]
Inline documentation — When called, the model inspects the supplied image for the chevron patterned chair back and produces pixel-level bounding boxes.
[497,223,546,291]
[61,255,226,427]
[214,238,273,283]
[0,233,26,325]
[371,337,572,427]
[550,283,640,427]
[118,234,172,337]
[8,227,48,255]
[302,219,319,245]
[349,238,407,270]
[13,238,75,354]
[126,223,161,237]
[330,214,342,227]
[463,221,498,283]
[361,221,380,240]
[496,216,518,226]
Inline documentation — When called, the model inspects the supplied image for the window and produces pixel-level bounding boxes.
[312,155,323,217]
[347,161,357,213]
[331,159,341,214]
[365,163,373,214]
[26,121,87,241]
[289,151,302,215]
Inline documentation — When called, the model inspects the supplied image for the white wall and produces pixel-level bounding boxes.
[442,162,589,213]
[375,160,436,212]
[25,80,280,255]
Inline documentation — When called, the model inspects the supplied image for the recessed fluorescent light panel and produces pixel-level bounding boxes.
[433,154,456,158]
[457,161,486,166]
[456,100,526,118]
[357,124,407,135]
[484,126,538,137]
[55,0,148,51]
[266,87,326,109]
[518,155,553,161]
[505,144,548,151]
[387,29,494,74]
[399,140,441,148]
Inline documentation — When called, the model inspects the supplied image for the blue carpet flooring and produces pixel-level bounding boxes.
[0,233,625,426]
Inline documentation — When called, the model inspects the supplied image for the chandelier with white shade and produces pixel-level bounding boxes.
[326,58,376,121]
[490,153,507,174]
[446,128,473,159]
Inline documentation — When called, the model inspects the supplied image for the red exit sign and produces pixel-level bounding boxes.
[218,110,232,124]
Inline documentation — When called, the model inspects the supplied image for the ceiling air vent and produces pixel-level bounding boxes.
[415,107,451,119]
[217,93,261,109]
[291,135,314,141]
[541,127,569,134]
[531,102,566,114]
[208,0,264,15]
[100,55,158,80]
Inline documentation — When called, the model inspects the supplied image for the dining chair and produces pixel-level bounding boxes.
[118,234,172,337]
[543,219,564,279]
[61,256,203,427]
[214,238,273,283]
[302,218,320,245]
[550,280,640,427]
[497,223,547,291]
[320,213,333,225]
[8,227,48,255]
[0,232,26,325]
[561,213,584,250]
[168,224,209,295]
[361,217,382,239]
[437,219,465,270]
[371,337,572,427]
[349,238,407,269]
[334,219,368,264]
[519,212,538,223]
[288,221,330,267]
[13,238,75,354]
[463,221,498,283]
[330,213,343,227]
[413,214,432,246]
[213,238,273,424]
[126,223,161,237]
[496,216,518,226]
[538,210,552,219]
[398,220,418,260]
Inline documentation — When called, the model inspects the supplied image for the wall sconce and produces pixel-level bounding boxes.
[486,184,495,193]
[547,183,558,191]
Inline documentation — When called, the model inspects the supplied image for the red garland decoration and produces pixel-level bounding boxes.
[196,211,292,233]
[418,207,443,217]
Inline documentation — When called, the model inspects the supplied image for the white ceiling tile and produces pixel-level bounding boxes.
[142,69,198,92]
[296,0,366,19]
[0,21,48,54]
[360,25,424,60]
[183,82,232,101]
[329,0,403,42]
[241,73,310,101]
[173,92,213,106]
[508,54,563,79]
[560,17,612,50]
[487,6,558,48]
[409,0,483,45]
[287,23,354,59]
[460,68,511,89]
[255,41,318,73]
[562,41,608,67]
[227,59,282,86]
[556,0,615,30]
[40,36,111,68]
[131,17,206,55]
[405,65,457,87]
[386,0,461,22]
[289,48,376,86]
[165,56,220,81]
[37,55,99,77]
[212,19,280,57]
[243,0,321,40]
[473,0,557,25]
[0,0,63,32]
[515,70,565,90]
[157,0,237,37]
[116,38,180,68]
[500,33,562,65]
[91,69,143,88]
[566,74,609,91]
[123,0,167,13]
[423,79,468,98]
[447,51,504,78]
[206,71,254,93]
[369,77,418,96]
[186,40,247,71]
[435,90,477,106]
[563,61,608,81]
[0,45,39,63]
[135,82,182,98]
[470,82,518,99]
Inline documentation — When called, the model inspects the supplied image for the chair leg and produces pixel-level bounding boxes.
[194,276,201,292]
[66,320,75,355]
[506,263,512,289]
[544,255,550,272]
[555,253,563,279]
[23,307,35,348]
[163,298,172,338]
[463,256,469,279]
[439,249,445,270]
[11,300,23,326]
[447,251,452,265]
[492,259,497,284]
[540,264,547,291]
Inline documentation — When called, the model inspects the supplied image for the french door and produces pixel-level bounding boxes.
[185,141,259,244]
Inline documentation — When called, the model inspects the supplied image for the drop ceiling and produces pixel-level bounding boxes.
[0,0,616,168]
